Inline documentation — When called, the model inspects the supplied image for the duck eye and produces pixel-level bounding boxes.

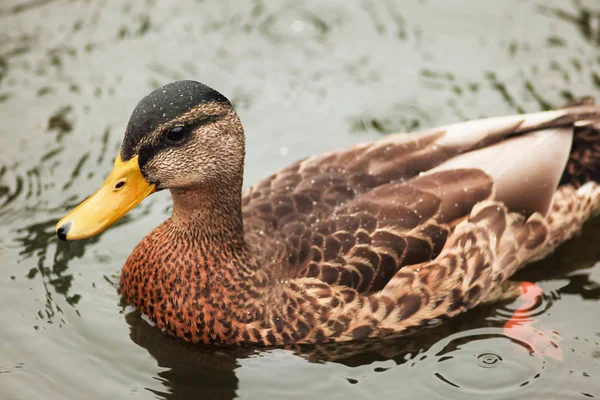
[165,125,187,143]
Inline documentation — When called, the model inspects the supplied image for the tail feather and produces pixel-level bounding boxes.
[564,120,600,187]
[561,98,600,187]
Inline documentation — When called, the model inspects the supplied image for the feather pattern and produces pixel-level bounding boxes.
[114,90,600,345]
[234,104,600,344]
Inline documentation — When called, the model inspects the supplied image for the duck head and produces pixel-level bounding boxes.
[56,80,244,241]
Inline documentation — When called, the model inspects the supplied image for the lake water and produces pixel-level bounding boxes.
[1,0,600,399]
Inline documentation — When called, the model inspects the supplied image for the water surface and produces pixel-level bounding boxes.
[1,0,600,398]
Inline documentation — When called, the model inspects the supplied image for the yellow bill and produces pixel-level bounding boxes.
[56,154,155,241]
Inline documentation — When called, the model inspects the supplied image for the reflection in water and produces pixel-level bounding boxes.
[350,102,432,134]
[47,105,74,141]
[0,117,121,325]
[13,219,99,324]
[514,217,600,297]
[10,207,141,325]
[540,2,600,48]
[126,310,245,400]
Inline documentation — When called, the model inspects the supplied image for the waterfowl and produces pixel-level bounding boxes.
[56,81,600,345]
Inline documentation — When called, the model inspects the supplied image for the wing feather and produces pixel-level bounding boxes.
[241,106,600,297]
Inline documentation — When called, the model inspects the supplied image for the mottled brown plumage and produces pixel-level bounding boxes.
[58,81,600,346]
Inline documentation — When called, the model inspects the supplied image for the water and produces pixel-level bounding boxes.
[1,0,600,398]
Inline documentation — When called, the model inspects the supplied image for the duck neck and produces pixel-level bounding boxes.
[167,184,257,277]
[170,184,245,248]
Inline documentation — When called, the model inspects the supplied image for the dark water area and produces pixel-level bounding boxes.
[1,0,600,398]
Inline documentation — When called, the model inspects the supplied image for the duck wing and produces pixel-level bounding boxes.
[241,105,600,294]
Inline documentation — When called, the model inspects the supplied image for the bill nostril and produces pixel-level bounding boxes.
[57,221,72,241]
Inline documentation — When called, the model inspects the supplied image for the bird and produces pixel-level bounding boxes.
[56,80,600,346]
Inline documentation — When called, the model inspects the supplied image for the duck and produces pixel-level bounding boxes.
[56,80,600,345]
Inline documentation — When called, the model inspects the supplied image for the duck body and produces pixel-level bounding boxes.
[58,81,600,345]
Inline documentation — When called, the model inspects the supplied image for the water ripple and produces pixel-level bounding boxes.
[412,329,547,398]
[494,286,555,322]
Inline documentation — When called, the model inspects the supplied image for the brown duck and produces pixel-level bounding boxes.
[56,80,600,345]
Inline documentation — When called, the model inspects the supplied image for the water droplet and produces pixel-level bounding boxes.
[261,7,330,42]
[476,352,502,368]
[291,20,305,33]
